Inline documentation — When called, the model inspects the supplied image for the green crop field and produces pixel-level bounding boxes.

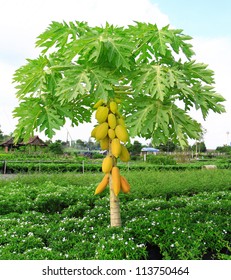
[0,169,230,260]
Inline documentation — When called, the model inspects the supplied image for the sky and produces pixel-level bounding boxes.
[0,0,231,149]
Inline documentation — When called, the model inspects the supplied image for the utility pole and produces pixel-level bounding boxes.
[66,129,72,147]
[226,131,230,146]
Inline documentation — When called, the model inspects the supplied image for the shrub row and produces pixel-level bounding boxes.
[1,161,231,174]
[1,162,101,173]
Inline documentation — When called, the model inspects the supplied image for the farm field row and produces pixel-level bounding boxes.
[0,170,230,260]
[1,160,231,174]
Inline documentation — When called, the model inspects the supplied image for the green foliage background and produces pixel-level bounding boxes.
[0,170,230,260]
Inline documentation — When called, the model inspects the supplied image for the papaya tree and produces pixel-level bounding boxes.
[13,21,225,227]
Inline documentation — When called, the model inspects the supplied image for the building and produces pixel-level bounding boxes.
[0,137,15,152]
[141,147,159,161]
[0,136,47,152]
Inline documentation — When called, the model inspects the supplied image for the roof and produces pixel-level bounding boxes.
[1,136,47,146]
[0,137,14,146]
[141,147,159,152]
[22,136,47,146]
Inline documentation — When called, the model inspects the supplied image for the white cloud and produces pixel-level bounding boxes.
[0,0,169,63]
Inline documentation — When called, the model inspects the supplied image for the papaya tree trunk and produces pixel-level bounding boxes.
[109,140,122,227]
[109,176,121,227]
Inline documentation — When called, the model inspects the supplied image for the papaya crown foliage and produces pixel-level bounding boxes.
[13,21,225,146]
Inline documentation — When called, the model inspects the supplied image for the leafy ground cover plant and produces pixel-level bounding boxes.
[0,170,230,259]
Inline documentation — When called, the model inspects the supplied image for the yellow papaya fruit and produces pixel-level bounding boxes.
[117,117,126,127]
[94,174,109,195]
[95,122,109,140]
[119,145,130,162]
[93,99,105,109]
[112,166,120,196]
[95,106,109,123]
[109,101,118,114]
[91,126,98,138]
[102,156,113,173]
[111,138,122,158]
[115,125,129,143]
[108,128,115,140]
[100,136,109,150]
[120,175,130,193]
[108,113,117,129]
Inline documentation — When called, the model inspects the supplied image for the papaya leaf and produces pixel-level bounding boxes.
[56,67,91,102]
[13,21,225,146]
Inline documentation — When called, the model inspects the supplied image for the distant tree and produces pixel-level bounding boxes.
[192,141,207,153]
[128,140,143,155]
[45,139,52,145]
[48,140,64,154]
[75,139,87,149]
[0,126,3,141]
[200,141,207,153]
[157,140,177,152]
[216,145,231,154]
[86,138,100,150]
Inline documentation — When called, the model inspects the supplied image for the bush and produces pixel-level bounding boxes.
[0,186,230,260]
[130,155,141,161]
[92,152,104,159]
[3,162,102,173]
[146,154,176,165]
[48,141,64,154]
[0,170,230,260]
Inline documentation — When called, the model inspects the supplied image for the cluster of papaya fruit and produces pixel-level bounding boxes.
[91,99,131,196]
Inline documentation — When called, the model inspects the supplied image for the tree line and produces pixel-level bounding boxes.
[1,125,231,155]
